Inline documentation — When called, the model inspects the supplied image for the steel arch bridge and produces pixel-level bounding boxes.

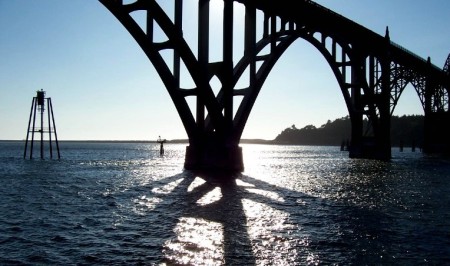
[100,0,450,171]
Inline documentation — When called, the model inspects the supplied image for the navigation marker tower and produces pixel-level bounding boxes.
[157,136,166,156]
[24,89,60,159]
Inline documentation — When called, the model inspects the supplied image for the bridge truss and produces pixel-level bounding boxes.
[100,0,450,171]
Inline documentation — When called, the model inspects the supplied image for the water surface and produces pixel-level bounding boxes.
[1,141,449,265]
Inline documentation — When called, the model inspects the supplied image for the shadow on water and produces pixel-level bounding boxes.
[133,166,400,265]
[181,171,255,264]
[143,170,258,265]
[129,153,450,265]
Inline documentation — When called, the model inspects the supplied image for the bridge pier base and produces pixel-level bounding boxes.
[349,137,391,161]
[184,144,244,172]
[423,112,450,155]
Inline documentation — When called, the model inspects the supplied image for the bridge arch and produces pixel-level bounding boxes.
[229,21,396,159]
[230,30,356,140]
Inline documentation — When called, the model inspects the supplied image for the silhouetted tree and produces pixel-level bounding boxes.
[274,115,424,146]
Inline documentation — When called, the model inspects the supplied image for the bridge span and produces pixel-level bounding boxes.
[100,0,450,171]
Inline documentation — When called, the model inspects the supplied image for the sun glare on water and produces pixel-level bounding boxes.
[158,162,303,265]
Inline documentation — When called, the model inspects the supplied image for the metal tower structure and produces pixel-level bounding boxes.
[24,89,61,159]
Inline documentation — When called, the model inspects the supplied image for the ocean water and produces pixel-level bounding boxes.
[0,141,449,265]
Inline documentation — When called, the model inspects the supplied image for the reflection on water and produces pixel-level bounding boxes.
[0,141,449,265]
[164,217,224,265]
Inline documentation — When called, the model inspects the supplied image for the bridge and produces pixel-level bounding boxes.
[99,0,450,172]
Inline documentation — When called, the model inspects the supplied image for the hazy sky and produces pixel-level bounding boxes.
[1,0,449,141]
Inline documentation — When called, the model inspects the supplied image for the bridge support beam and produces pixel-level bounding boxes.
[184,143,244,172]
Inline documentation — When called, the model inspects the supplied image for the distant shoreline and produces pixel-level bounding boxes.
[1,139,413,148]
[0,139,275,145]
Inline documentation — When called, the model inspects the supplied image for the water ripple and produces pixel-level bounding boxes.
[0,142,449,264]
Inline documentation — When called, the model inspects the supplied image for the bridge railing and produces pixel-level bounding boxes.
[389,41,423,61]
[305,0,368,30]
[305,0,442,72]
[390,41,443,72]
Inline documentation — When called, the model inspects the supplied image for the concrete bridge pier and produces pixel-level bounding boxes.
[184,140,244,172]
[349,137,391,161]
[423,112,450,155]
[348,111,391,161]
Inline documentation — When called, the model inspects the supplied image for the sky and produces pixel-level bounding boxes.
[0,0,449,141]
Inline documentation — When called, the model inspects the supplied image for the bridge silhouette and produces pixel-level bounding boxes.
[100,0,450,172]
